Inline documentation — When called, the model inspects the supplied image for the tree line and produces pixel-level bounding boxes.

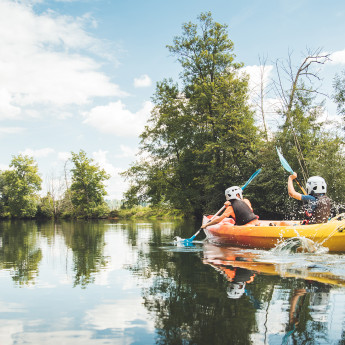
[2,12,345,221]
[122,12,345,220]
[0,150,111,219]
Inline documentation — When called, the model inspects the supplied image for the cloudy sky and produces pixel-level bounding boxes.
[0,0,345,200]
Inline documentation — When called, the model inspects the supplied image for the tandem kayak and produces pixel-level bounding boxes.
[202,215,345,252]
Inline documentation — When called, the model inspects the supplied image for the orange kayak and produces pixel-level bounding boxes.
[203,215,345,252]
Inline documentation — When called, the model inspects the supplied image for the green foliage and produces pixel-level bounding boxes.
[333,70,345,121]
[117,204,184,219]
[0,154,42,218]
[307,134,345,208]
[123,12,261,217]
[252,82,345,220]
[69,150,111,218]
[36,192,58,218]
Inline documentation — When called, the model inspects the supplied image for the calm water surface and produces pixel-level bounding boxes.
[1,219,345,344]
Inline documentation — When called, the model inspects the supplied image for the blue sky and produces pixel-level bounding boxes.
[0,0,345,199]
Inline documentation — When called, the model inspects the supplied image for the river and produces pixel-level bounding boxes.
[1,219,345,344]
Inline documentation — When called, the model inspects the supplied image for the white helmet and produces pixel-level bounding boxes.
[225,186,243,201]
[306,176,327,195]
[227,282,246,299]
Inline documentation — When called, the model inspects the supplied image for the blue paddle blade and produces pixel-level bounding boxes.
[241,168,262,190]
[182,239,195,247]
[186,236,196,242]
[276,147,293,174]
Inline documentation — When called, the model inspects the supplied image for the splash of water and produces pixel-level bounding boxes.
[271,237,329,254]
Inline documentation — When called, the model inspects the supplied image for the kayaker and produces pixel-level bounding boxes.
[201,186,260,228]
[288,172,331,224]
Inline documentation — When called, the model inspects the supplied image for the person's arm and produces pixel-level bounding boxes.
[288,172,302,201]
[201,214,226,228]
[201,201,231,228]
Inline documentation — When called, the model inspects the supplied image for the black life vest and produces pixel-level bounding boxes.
[303,194,331,224]
[231,199,257,225]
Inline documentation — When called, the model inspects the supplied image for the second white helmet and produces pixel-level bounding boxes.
[306,176,327,195]
[225,186,243,201]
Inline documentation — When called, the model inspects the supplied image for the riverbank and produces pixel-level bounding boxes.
[109,205,185,220]
[0,205,185,221]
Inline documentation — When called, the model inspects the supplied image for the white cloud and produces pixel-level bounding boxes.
[134,74,152,88]
[241,64,274,94]
[0,0,126,120]
[0,127,25,134]
[93,150,118,176]
[58,151,72,161]
[0,164,9,170]
[21,147,55,158]
[329,49,345,64]
[115,145,138,158]
[13,330,118,345]
[57,111,73,120]
[0,320,23,345]
[84,298,155,333]
[92,150,128,199]
[0,89,21,119]
[83,100,153,137]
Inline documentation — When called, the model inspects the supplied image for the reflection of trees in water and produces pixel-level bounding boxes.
[59,220,108,288]
[0,219,110,288]
[281,282,331,345]
[128,242,257,343]
[0,220,42,285]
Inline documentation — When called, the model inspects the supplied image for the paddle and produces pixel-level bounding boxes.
[185,205,225,243]
[180,168,262,244]
[242,168,262,190]
[276,147,307,195]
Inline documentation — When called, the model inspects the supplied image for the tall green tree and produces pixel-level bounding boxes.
[124,12,261,217]
[0,154,42,218]
[69,150,110,218]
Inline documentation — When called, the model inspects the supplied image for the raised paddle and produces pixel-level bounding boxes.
[180,168,262,244]
[276,147,307,195]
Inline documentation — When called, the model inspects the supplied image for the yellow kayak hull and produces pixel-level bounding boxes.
[203,217,345,252]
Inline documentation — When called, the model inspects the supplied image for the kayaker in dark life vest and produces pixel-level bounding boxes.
[201,186,259,228]
[288,172,332,224]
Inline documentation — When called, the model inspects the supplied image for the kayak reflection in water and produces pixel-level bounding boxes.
[209,262,262,307]
[225,267,255,299]
[203,244,261,304]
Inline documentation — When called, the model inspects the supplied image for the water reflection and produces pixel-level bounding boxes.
[203,242,345,344]
[1,219,345,344]
[59,221,109,287]
[0,220,42,285]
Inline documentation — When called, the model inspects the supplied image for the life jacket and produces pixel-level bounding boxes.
[231,199,257,225]
[303,194,331,224]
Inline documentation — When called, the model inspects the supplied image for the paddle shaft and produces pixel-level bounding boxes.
[242,168,261,190]
[294,178,307,195]
[277,147,307,195]
[190,205,225,239]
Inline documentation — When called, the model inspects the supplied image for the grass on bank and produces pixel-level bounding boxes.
[110,205,184,220]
